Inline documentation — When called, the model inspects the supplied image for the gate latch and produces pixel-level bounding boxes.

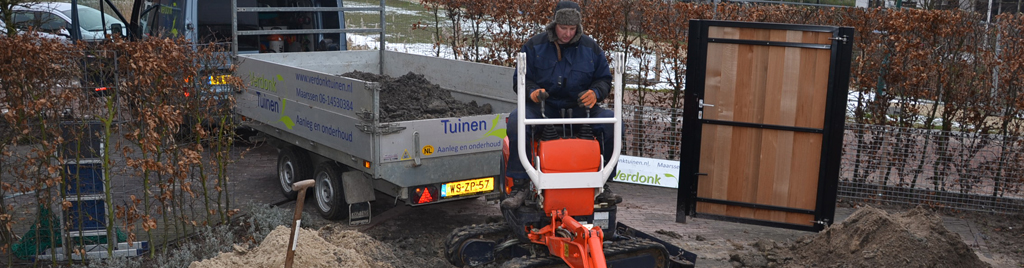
[829,35,848,44]
[698,99,714,108]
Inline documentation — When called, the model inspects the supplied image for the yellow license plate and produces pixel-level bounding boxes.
[210,75,230,85]
[442,177,494,198]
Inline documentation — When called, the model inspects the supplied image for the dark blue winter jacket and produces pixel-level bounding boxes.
[515,23,612,110]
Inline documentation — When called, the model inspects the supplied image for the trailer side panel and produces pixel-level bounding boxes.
[236,55,375,160]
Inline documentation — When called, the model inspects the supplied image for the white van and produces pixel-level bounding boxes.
[136,0,347,54]
[4,2,126,42]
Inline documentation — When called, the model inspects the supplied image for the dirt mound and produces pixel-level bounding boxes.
[731,206,990,268]
[318,225,400,265]
[189,225,392,268]
[341,71,492,122]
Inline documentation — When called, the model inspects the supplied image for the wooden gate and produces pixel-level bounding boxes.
[677,20,854,231]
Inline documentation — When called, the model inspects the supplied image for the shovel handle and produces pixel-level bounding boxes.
[292,179,315,192]
[286,179,315,268]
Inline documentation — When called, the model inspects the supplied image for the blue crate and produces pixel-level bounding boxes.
[65,198,106,232]
[63,163,104,195]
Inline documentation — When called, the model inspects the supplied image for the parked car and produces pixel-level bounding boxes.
[0,3,125,97]
[4,2,126,42]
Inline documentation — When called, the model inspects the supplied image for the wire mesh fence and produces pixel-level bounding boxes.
[621,105,685,160]
[617,104,1024,214]
[840,123,1024,213]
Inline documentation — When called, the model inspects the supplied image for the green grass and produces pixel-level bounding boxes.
[343,0,441,44]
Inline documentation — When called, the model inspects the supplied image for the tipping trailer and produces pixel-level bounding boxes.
[234,50,516,223]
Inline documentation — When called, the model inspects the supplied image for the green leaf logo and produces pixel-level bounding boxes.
[276,74,284,81]
[664,174,676,178]
[279,116,295,129]
[483,114,507,139]
[464,114,507,143]
[279,98,294,129]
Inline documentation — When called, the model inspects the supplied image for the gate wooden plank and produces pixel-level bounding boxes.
[698,125,729,215]
[725,127,761,219]
[759,29,798,222]
[786,131,823,225]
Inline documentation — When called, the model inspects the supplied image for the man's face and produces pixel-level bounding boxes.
[555,24,577,44]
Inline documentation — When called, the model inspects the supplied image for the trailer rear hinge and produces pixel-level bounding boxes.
[357,110,374,122]
[379,124,406,135]
[356,123,405,135]
[355,108,405,134]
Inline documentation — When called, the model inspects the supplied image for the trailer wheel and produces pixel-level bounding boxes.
[314,162,348,220]
[278,147,312,200]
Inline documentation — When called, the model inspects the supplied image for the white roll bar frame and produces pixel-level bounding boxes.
[515,51,624,191]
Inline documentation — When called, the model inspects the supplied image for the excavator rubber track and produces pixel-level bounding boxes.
[445,222,510,267]
[500,238,673,268]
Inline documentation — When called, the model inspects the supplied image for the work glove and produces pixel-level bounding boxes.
[530,88,548,103]
[578,90,597,108]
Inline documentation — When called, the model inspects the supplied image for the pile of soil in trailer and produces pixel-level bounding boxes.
[729,206,990,268]
[341,71,493,122]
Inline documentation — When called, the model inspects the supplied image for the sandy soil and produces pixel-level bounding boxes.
[189,226,390,268]
[729,206,990,268]
[193,176,1023,268]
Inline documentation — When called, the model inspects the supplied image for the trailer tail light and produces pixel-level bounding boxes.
[363,161,371,169]
[505,177,513,195]
[209,75,230,85]
[411,186,438,204]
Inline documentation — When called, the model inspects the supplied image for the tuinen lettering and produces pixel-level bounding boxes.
[614,170,662,185]
[255,92,280,113]
[441,118,487,134]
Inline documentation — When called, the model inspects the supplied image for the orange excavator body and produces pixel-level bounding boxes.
[528,209,607,268]
[537,138,601,216]
[523,137,606,268]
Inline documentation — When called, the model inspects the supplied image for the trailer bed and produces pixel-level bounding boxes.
[235,50,514,204]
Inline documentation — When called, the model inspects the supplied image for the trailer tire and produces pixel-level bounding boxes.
[314,162,348,220]
[175,115,196,143]
[278,147,312,200]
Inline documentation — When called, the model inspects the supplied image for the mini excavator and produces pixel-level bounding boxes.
[444,52,697,268]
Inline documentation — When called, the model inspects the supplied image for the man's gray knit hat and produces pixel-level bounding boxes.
[553,1,582,26]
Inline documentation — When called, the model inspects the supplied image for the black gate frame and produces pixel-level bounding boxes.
[676,20,854,232]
